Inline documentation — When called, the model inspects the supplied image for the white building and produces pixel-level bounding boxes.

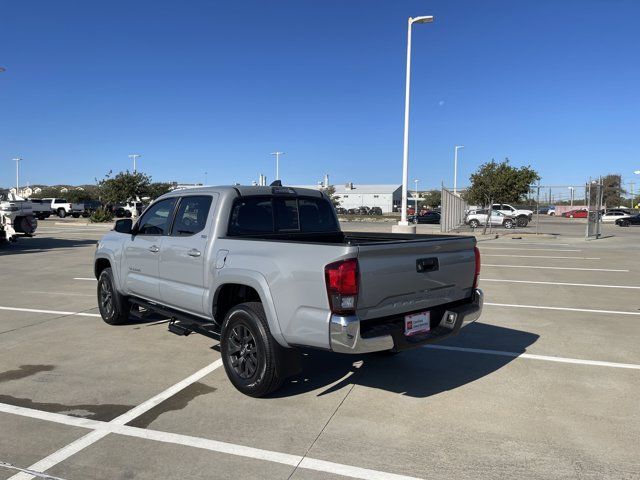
[334,183,402,213]
[294,182,403,214]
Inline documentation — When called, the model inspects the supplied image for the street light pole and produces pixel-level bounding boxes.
[453,145,464,194]
[397,15,434,229]
[568,186,574,207]
[414,179,419,215]
[129,154,141,173]
[13,157,22,194]
[270,151,285,181]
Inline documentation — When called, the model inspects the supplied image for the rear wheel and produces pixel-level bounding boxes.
[57,209,66,218]
[221,302,283,397]
[97,267,130,325]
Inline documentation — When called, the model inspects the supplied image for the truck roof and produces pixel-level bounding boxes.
[160,185,325,199]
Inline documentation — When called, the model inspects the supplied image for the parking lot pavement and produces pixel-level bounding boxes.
[1,224,639,479]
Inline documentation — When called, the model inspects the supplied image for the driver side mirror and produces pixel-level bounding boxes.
[114,218,133,234]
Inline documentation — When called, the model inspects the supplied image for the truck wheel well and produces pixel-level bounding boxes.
[214,284,261,324]
[95,258,111,279]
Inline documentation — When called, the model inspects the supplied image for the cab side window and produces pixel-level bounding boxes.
[171,196,213,236]
[137,198,177,235]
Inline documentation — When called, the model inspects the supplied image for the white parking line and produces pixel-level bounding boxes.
[0,306,100,318]
[483,254,599,260]
[7,360,225,480]
[73,278,96,281]
[481,279,640,290]
[425,345,640,370]
[482,264,628,272]
[480,247,582,252]
[492,242,570,247]
[1,357,421,480]
[24,291,95,297]
[111,359,224,426]
[485,302,640,316]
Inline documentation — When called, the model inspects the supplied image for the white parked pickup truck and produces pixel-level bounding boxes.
[0,193,38,242]
[42,198,85,218]
[465,209,515,229]
[95,184,484,397]
[491,204,533,221]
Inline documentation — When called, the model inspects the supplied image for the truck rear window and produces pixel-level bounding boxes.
[228,196,338,235]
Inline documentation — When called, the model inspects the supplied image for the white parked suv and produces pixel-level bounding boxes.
[42,198,85,218]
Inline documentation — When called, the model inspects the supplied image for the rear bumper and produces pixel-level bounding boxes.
[330,289,484,354]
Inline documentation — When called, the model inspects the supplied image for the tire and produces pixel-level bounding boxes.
[125,210,132,218]
[469,219,480,228]
[97,267,130,325]
[516,216,528,227]
[221,302,283,397]
[504,219,515,229]
[57,209,66,218]
[72,213,80,218]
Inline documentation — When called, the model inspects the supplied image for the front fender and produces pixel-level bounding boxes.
[209,269,287,348]
[94,235,124,293]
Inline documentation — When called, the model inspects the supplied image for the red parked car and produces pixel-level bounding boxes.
[561,209,588,218]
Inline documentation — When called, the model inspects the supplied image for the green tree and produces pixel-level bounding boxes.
[31,187,61,199]
[422,190,441,208]
[321,185,341,207]
[145,182,173,200]
[97,170,152,204]
[465,158,540,206]
[600,174,625,208]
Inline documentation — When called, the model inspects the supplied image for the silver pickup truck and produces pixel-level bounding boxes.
[95,184,483,396]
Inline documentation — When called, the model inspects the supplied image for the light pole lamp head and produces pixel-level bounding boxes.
[411,16,434,24]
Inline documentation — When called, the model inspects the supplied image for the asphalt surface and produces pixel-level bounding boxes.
[1,217,639,479]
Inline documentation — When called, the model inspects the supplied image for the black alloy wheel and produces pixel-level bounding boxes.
[221,302,283,397]
[228,323,259,379]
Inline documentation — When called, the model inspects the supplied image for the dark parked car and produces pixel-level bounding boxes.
[537,206,552,214]
[409,211,441,224]
[604,208,631,215]
[616,214,640,227]
[82,199,103,217]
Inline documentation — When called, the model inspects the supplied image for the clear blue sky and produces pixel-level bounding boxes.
[1,0,639,190]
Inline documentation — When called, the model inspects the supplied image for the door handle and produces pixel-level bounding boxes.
[187,249,201,257]
[148,245,159,253]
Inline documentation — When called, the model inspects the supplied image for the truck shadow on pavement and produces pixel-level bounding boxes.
[0,237,98,255]
[274,322,538,398]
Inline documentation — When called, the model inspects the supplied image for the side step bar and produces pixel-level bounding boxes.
[129,297,221,341]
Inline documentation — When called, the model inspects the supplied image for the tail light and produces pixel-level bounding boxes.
[325,258,359,315]
[473,246,481,289]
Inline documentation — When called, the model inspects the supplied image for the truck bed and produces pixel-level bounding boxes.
[226,230,467,245]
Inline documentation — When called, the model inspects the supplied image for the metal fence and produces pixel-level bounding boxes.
[586,180,603,239]
[440,186,468,232]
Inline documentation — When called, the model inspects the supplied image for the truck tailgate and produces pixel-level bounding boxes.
[356,236,476,321]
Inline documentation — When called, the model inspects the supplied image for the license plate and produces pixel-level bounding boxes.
[404,311,430,336]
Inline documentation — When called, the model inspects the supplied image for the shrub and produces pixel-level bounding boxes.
[89,208,114,223]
